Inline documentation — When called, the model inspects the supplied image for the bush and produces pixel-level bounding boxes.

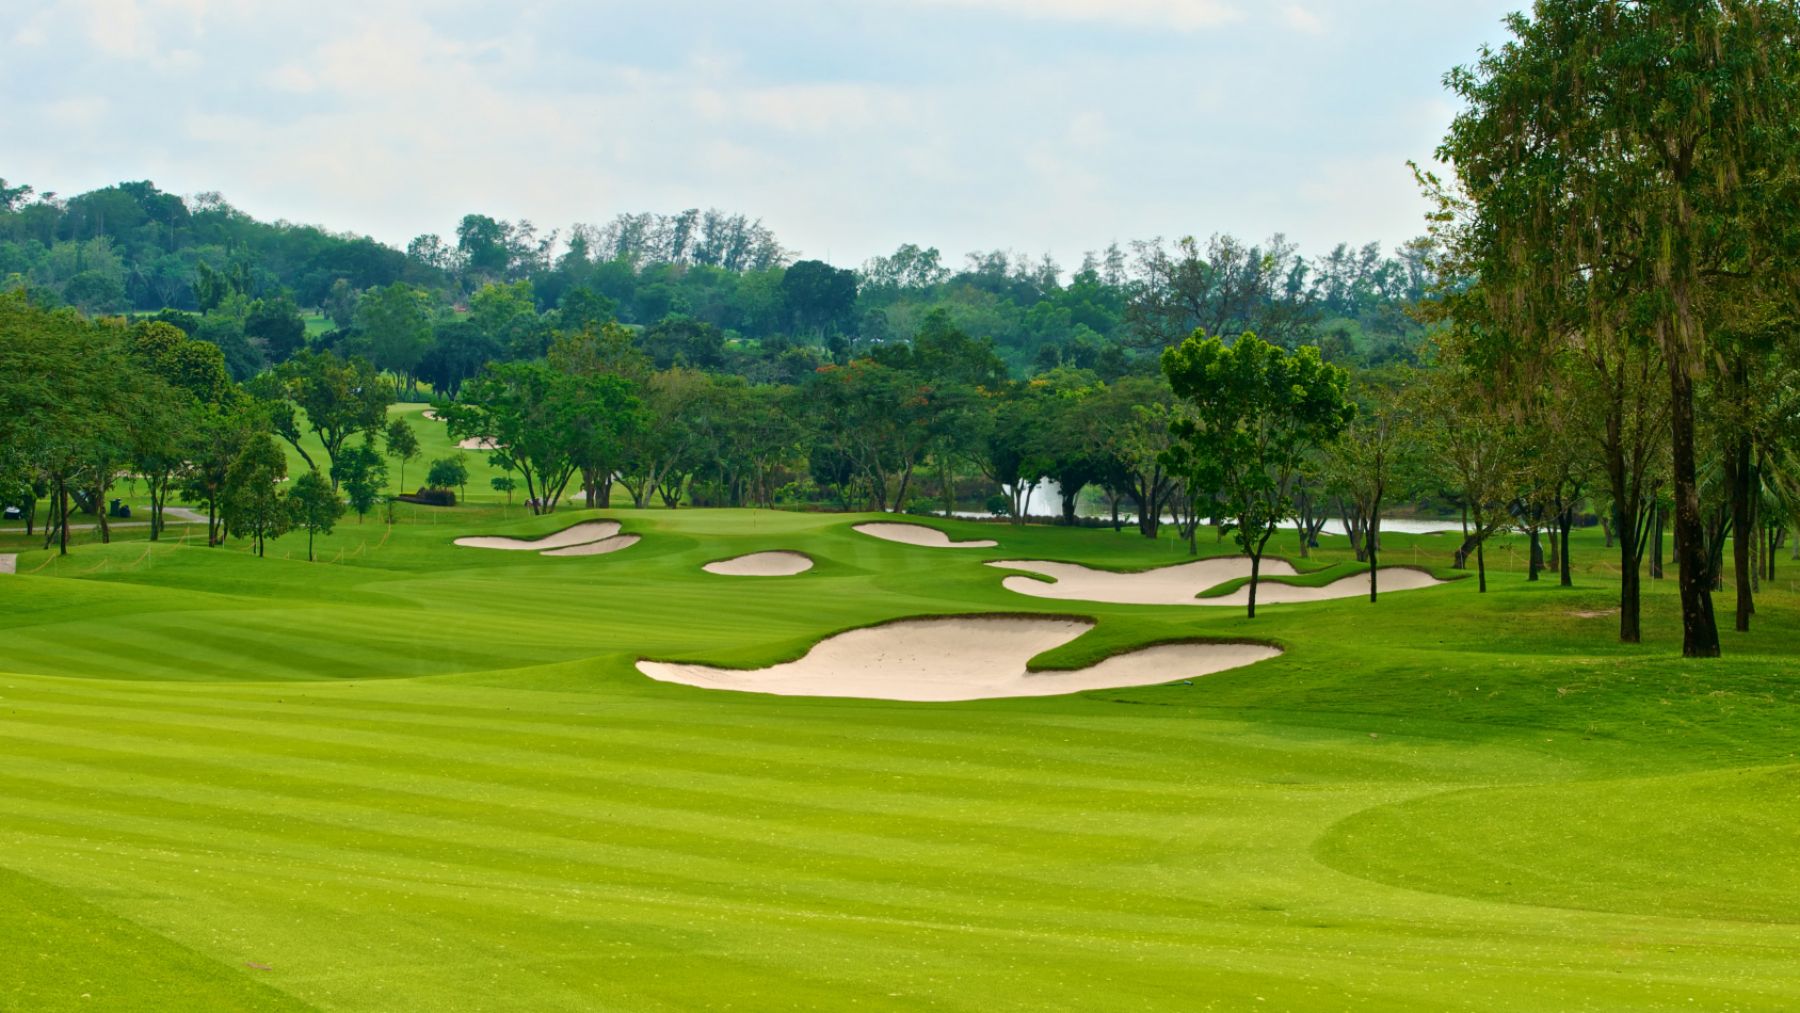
[398,487,456,507]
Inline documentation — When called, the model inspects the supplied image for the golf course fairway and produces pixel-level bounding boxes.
[2,503,1797,1011]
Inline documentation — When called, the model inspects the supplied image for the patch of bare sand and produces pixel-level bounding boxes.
[704,551,814,576]
[541,535,640,557]
[637,616,1281,702]
[991,557,1300,606]
[455,521,621,551]
[853,522,997,549]
[1200,567,1445,606]
[457,437,501,451]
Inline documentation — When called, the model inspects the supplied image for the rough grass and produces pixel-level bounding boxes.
[1,503,1798,1011]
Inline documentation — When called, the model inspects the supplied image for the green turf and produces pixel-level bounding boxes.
[1,506,1797,1010]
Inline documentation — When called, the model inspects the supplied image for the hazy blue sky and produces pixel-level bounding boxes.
[4,0,1521,268]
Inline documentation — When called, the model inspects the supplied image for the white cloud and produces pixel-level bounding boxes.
[917,0,1241,31]
[1281,4,1325,35]
[2,0,1516,266]
[44,97,111,128]
[80,0,150,56]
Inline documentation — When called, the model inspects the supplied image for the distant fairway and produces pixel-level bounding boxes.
[2,503,1799,1010]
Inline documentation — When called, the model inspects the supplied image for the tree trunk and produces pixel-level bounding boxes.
[1367,512,1381,603]
[1246,552,1261,619]
[57,479,69,556]
[1667,359,1720,657]
[1342,500,1368,563]
[1727,435,1754,632]
[1651,506,1665,579]
[1559,511,1573,587]
[1527,527,1543,582]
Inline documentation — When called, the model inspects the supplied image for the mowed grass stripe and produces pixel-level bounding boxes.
[0,712,1319,894]
[0,687,1486,822]
[8,816,1795,1013]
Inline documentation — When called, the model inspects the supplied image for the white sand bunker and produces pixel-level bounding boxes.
[456,520,622,551]
[457,437,501,450]
[637,616,1281,702]
[542,535,640,557]
[853,522,997,549]
[989,557,1300,606]
[1200,567,1444,606]
[993,558,1443,607]
[704,551,814,576]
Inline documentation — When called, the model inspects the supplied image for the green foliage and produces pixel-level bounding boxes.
[425,455,468,496]
[286,468,343,560]
[1163,331,1353,614]
[332,441,387,522]
[222,432,290,556]
[263,349,392,480]
[383,417,421,489]
[244,293,307,364]
[351,282,434,384]
[443,360,641,513]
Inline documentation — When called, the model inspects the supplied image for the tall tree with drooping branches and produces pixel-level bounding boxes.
[1430,0,1800,657]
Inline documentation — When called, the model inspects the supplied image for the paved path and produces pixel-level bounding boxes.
[2,506,209,535]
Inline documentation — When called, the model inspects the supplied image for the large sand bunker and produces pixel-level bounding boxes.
[989,557,1300,606]
[637,616,1281,702]
[1201,567,1444,605]
[992,557,1443,606]
[853,522,997,549]
[541,535,640,557]
[703,551,814,576]
[455,521,621,551]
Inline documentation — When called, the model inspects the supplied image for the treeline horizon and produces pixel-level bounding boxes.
[0,174,1436,382]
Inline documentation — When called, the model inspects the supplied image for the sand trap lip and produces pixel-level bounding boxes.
[853,522,997,549]
[457,437,501,451]
[455,520,621,551]
[1201,567,1445,605]
[637,616,1281,702]
[703,551,814,576]
[541,535,640,557]
[990,557,1301,606]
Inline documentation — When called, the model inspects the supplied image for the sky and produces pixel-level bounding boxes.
[3,0,1521,270]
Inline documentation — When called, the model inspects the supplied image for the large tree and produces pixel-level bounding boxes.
[1162,331,1353,617]
[1434,0,1800,657]
[353,283,434,392]
[1324,367,1424,601]
[443,361,640,515]
[262,350,392,488]
[287,469,343,561]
